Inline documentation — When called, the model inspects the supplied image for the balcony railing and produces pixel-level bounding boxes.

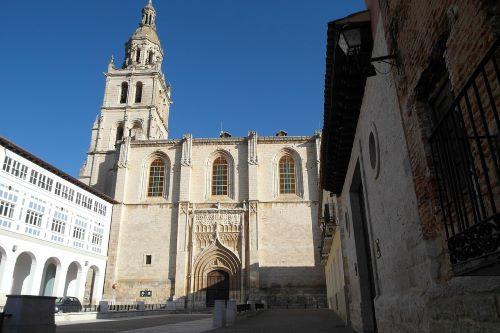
[429,39,500,275]
[319,216,338,264]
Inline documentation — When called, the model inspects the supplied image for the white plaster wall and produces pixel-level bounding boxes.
[0,234,106,303]
[335,17,425,332]
[0,142,112,305]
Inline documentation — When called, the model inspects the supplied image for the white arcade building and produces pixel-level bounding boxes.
[0,137,114,306]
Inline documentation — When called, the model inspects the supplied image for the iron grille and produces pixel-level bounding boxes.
[429,39,500,275]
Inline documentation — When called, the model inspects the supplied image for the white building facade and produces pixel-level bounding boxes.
[79,1,326,307]
[0,137,114,306]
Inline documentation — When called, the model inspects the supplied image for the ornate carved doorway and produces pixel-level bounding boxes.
[205,270,229,307]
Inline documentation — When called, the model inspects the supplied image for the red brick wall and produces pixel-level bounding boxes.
[378,0,499,239]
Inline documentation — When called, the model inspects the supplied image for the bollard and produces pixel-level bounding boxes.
[99,301,109,313]
[226,300,237,326]
[3,295,56,333]
[166,300,176,310]
[247,300,256,311]
[213,300,226,328]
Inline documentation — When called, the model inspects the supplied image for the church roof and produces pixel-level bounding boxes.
[131,25,160,45]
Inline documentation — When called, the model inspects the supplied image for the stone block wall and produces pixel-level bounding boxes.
[99,134,325,306]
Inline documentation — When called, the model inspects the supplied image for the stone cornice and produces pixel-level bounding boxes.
[257,135,314,143]
[130,139,180,147]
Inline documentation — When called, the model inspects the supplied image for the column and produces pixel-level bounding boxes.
[173,134,193,303]
[54,262,69,297]
[29,260,45,296]
[76,266,87,301]
[247,132,260,300]
[0,256,17,297]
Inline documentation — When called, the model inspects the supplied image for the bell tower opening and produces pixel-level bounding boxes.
[79,0,171,193]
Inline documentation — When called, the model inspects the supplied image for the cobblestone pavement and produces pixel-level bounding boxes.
[56,314,212,333]
[206,309,356,333]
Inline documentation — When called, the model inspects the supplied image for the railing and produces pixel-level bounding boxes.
[107,303,166,311]
[319,216,338,263]
[81,305,100,312]
[429,38,500,275]
[236,304,251,312]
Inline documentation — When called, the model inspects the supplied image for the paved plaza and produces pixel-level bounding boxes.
[56,309,354,333]
[207,309,355,333]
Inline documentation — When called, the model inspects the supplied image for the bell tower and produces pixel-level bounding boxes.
[80,0,171,194]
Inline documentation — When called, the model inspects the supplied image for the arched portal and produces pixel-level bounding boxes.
[11,252,36,294]
[40,260,58,296]
[206,270,229,307]
[83,266,99,305]
[192,239,241,307]
[64,262,81,297]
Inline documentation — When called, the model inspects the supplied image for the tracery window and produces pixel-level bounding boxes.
[147,158,165,197]
[120,82,128,104]
[212,156,228,196]
[279,155,296,194]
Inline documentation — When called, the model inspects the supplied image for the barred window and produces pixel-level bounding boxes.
[51,219,65,234]
[147,158,165,197]
[25,210,42,227]
[212,157,228,196]
[279,155,296,194]
[0,200,14,219]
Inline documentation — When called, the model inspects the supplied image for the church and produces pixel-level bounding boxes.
[79,1,325,307]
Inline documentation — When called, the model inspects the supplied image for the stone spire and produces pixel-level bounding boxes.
[122,0,163,69]
[141,0,157,28]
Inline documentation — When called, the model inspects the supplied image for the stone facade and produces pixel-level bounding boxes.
[80,1,325,307]
[321,1,500,332]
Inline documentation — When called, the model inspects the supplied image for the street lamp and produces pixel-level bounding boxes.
[338,26,362,56]
[338,24,397,75]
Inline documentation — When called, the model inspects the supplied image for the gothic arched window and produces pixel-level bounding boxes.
[120,82,128,104]
[135,82,143,103]
[279,155,296,194]
[212,156,228,196]
[147,158,165,197]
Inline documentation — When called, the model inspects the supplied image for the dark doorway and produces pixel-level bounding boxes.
[206,270,229,307]
[350,163,378,333]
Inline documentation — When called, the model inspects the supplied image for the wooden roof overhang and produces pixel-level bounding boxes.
[320,11,373,194]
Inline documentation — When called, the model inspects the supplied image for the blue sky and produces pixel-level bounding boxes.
[0,0,365,177]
